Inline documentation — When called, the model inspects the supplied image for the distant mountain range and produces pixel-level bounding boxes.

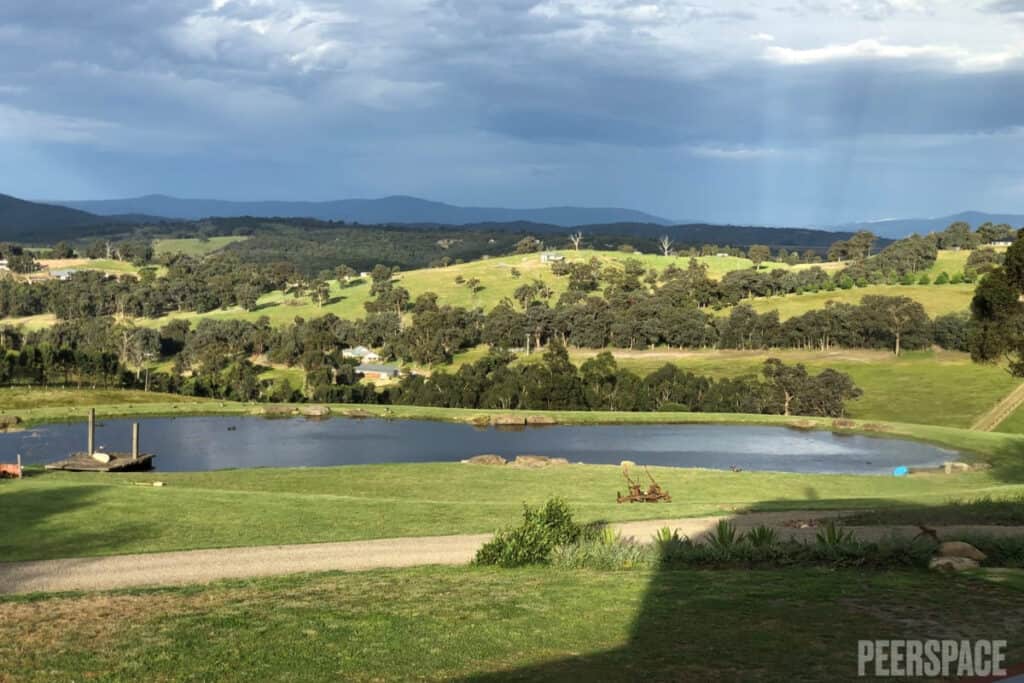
[54,194,675,228]
[4,191,1021,245]
[0,193,156,242]
[832,211,1024,239]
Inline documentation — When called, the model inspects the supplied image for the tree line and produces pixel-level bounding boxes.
[393,342,861,417]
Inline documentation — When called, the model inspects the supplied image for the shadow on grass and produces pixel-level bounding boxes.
[460,477,1024,680]
[0,477,152,569]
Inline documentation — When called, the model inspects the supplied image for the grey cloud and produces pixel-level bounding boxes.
[981,0,1024,12]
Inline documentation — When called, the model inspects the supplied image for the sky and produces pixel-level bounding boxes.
[1,0,1023,226]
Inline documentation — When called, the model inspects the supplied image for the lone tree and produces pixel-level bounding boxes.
[861,295,929,356]
[658,235,674,257]
[569,231,583,251]
[748,245,771,270]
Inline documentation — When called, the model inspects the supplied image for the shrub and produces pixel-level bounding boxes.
[934,271,950,285]
[475,498,581,567]
[950,272,964,284]
[707,520,740,549]
[918,273,931,285]
[745,525,779,548]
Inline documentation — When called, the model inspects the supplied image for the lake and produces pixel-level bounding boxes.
[1,416,961,475]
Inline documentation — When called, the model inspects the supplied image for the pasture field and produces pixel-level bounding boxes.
[152,235,249,257]
[743,283,974,320]
[458,348,1019,430]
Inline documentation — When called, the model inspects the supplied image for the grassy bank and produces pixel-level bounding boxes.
[5,451,1024,562]
[2,566,1022,681]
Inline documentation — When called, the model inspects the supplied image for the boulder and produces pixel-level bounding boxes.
[929,556,980,573]
[466,415,491,427]
[937,541,987,562]
[526,415,558,425]
[786,419,817,431]
[620,460,637,468]
[0,415,22,430]
[492,414,527,426]
[262,405,297,417]
[943,461,972,474]
[343,408,374,419]
[831,419,856,430]
[91,452,112,464]
[513,454,554,468]
[463,454,506,466]
[299,405,331,417]
[547,457,570,466]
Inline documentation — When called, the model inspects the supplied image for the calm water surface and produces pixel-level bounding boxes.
[1,416,961,475]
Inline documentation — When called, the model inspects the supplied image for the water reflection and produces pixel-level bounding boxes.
[2,417,960,474]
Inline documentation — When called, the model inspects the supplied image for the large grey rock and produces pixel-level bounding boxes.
[463,454,506,466]
[937,541,987,562]
[929,556,980,572]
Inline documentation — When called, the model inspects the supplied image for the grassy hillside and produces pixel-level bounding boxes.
[744,284,975,320]
[500,348,1016,429]
[0,248,983,331]
[153,235,248,257]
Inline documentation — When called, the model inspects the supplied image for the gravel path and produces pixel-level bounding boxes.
[4,511,1024,595]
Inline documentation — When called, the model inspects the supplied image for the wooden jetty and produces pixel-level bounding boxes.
[45,452,154,472]
[45,410,155,472]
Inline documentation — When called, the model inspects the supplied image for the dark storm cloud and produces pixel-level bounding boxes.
[0,0,1021,223]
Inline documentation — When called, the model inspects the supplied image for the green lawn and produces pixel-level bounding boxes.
[4,452,1024,562]
[153,236,249,257]
[2,566,1022,681]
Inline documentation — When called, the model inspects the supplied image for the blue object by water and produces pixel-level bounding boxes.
[893,466,909,477]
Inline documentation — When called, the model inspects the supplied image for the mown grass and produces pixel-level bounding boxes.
[152,235,249,257]
[2,566,1023,681]
[4,446,1024,562]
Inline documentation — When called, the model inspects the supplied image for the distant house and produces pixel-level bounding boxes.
[0,260,8,272]
[715,253,729,258]
[988,240,1013,248]
[355,364,400,380]
[540,252,565,263]
[50,268,79,281]
[359,271,371,278]
[343,345,381,363]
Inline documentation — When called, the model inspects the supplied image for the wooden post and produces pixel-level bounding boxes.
[16,454,21,479]
[132,423,139,461]
[87,408,95,455]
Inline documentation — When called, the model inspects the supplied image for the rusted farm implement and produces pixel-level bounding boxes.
[617,463,671,503]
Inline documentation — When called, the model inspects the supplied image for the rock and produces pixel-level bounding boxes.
[513,454,553,468]
[786,419,816,431]
[466,415,491,427]
[0,415,22,430]
[262,405,297,417]
[929,556,980,573]
[343,408,374,419]
[492,414,526,426]
[831,418,856,430]
[463,454,506,466]
[526,415,558,425]
[91,452,112,464]
[938,541,987,562]
[547,457,569,466]
[299,405,331,417]
[152,481,165,487]
[943,461,972,474]
[620,460,637,468]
